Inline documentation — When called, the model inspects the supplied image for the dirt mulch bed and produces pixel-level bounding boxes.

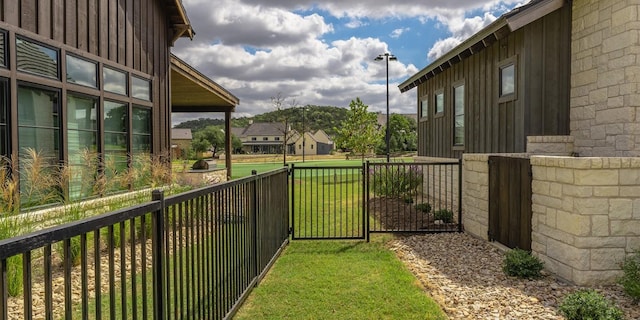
[369,197,458,232]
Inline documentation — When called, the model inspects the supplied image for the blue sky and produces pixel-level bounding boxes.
[172,0,526,125]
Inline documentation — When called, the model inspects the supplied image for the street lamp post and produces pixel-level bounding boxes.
[374,53,397,163]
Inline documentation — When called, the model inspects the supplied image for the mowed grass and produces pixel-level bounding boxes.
[233,235,447,320]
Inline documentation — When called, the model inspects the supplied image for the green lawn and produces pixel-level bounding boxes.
[234,235,446,320]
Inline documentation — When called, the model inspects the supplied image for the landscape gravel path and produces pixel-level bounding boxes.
[389,233,640,320]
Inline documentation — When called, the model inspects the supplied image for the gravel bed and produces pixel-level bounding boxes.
[389,233,640,320]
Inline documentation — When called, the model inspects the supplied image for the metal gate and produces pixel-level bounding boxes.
[289,161,462,241]
[488,156,532,250]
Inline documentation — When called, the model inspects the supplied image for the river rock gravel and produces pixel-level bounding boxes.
[389,233,640,320]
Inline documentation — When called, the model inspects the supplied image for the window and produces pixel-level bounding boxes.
[104,100,128,190]
[251,137,257,141]
[131,76,151,101]
[435,90,444,115]
[498,56,517,102]
[18,85,60,205]
[420,97,428,119]
[453,83,465,146]
[16,37,59,79]
[311,144,314,149]
[132,106,151,155]
[0,79,7,156]
[66,54,97,88]
[103,67,127,95]
[67,94,98,200]
[0,31,6,67]
[275,137,280,141]
[263,137,268,141]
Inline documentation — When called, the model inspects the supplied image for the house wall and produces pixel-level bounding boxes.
[0,0,172,162]
[416,5,571,158]
[570,0,640,156]
[462,153,640,286]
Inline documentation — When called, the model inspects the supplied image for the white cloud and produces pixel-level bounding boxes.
[427,11,498,61]
[390,28,410,39]
[171,0,525,125]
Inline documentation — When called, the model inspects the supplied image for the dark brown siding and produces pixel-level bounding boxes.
[417,5,571,158]
[0,0,173,155]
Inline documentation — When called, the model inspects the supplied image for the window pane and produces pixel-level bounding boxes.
[454,84,465,146]
[16,37,58,79]
[132,106,151,134]
[0,31,6,67]
[18,86,59,128]
[66,55,97,88]
[132,135,150,153]
[68,94,97,131]
[421,98,428,118]
[131,76,151,101]
[435,92,444,114]
[104,101,127,133]
[501,64,515,96]
[103,67,127,95]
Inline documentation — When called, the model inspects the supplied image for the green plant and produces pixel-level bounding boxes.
[559,290,624,320]
[414,203,432,213]
[618,250,640,301]
[502,248,544,279]
[370,165,423,200]
[433,209,454,223]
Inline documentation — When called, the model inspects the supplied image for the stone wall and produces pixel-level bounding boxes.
[462,154,490,240]
[531,156,640,285]
[526,136,575,156]
[414,156,461,218]
[570,0,640,156]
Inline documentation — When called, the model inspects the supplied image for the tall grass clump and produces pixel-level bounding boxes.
[0,154,24,296]
[370,164,423,202]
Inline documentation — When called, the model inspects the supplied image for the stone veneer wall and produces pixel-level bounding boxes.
[570,0,640,156]
[414,156,461,218]
[526,136,575,156]
[531,156,640,285]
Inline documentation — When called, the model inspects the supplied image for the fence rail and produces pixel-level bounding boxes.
[0,168,289,320]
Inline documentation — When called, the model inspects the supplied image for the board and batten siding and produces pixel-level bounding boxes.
[416,5,570,159]
[0,0,173,155]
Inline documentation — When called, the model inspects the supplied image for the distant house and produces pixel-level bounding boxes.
[292,130,334,156]
[171,129,193,159]
[235,122,290,154]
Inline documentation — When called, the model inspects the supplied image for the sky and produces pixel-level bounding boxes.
[171,0,528,126]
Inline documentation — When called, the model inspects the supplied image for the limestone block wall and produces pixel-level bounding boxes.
[531,156,640,285]
[462,154,490,240]
[414,157,461,218]
[570,0,640,156]
[526,136,575,156]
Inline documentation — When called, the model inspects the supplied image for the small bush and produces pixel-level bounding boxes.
[619,250,640,301]
[559,290,624,320]
[433,209,453,223]
[414,203,432,213]
[502,248,544,279]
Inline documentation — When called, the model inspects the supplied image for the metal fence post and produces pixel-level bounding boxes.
[251,170,259,278]
[458,158,463,232]
[365,161,370,242]
[290,164,295,238]
[151,190,165,320]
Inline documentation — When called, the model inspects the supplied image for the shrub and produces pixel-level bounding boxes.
[559,290,624,320]
[618,250,640,301]
[433,209,454,223]
[502,248,544,279]
[414,203,432,213]
[370,165,422,200]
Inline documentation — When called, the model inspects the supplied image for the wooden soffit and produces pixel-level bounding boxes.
[171,54,239,113]
[398,0,564,93]
[166,0,195,44]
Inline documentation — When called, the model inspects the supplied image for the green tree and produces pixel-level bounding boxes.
[194,126,226,156]
[231,135,243,154]
[335,98,383,161]
[377,114,418,154]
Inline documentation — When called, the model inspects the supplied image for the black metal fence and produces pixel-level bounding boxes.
[290,161,462,240]
[290,164,366,240]
[0,168,289,320]
[367,161,462,233]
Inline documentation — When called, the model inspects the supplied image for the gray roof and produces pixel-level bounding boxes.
[230,127,246,137]
[242,122,286,136]
[171,128,192,140]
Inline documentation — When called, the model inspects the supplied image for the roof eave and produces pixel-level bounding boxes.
[398,0,565,93]
[168,0,195,45]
